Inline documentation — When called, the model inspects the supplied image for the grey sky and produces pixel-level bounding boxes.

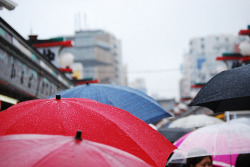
[1,0,250,100]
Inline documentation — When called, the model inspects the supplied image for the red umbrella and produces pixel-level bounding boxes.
[0,96,176,167]
[0,131,151,167]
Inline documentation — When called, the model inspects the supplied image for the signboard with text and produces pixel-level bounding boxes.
[0,48,64,98]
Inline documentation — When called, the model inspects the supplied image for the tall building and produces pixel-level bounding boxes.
[60,30,127,85]
[180,34,245,98]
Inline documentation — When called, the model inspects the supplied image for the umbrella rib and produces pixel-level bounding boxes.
[67,99,157,166]
[31,139,71,166]
[0,137,69,164]
[213,125,218,157]
[52,84,171,122]
[4,100,50,132]
[0,97,173,167]
[79,141,118,165]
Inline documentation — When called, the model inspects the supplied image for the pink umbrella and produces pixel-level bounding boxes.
[169,122,250,167]
[0,131,151,167]
[174,131,193,147]
[212,154,238,167]
[175,133,239,167]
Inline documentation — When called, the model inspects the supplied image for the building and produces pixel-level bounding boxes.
[0,17,74,110]
[179,34,245,98]
[157,98,175,114]
[59,30,127,86]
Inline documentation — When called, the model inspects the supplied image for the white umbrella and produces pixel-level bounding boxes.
[229,117,250,125]
[169,114,224,129]
[168,122,250,164]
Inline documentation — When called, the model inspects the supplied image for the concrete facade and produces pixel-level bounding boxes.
[61,30,127,85]
[180,34,245,98]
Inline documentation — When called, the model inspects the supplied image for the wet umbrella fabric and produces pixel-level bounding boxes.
[168,114,224,129]
[48,84,172,123]
[212,154,239,167]
[173,131,239,167]
[189,64,250,113]
[230,117,250,125]
[173,129,239,167]
[0,133,151,167]
[168,122,250,166]
[0,97,176,167]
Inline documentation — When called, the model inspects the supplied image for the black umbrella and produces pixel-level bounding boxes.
[189,64,250,113]
[158,127,192,143]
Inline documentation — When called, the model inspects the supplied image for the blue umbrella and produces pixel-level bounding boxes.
[48,83,172,123]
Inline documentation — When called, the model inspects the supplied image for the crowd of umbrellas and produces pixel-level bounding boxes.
[0,64,250,167]
[161,64,250,167]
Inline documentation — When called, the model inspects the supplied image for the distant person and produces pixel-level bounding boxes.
[186,156,212,167]
[166,153,186,167]
[235,153,250,167]
[186,148,212,167]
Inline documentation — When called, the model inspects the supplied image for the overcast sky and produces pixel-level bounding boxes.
[1,0,250,100]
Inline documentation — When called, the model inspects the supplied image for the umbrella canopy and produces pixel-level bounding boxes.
[168,122,250,166]
[189,64,250,113]
[230,117,250,125]
[212,154,239,167]
[157,127,192,143]
[0,132,151,167]
[172,118,250,167]
[173,131,239,167]
[0,96,176,167]
[48,83,172,123]
[168,114,224,129]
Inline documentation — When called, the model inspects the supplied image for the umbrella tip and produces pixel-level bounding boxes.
[75,130,82,140]
[56,95,61,100]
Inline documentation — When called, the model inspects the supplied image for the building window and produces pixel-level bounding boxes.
[201,44,205,49]
[216,36,219,42]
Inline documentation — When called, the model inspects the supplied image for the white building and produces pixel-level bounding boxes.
[180,34,245,98]
[60,30,127,85]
